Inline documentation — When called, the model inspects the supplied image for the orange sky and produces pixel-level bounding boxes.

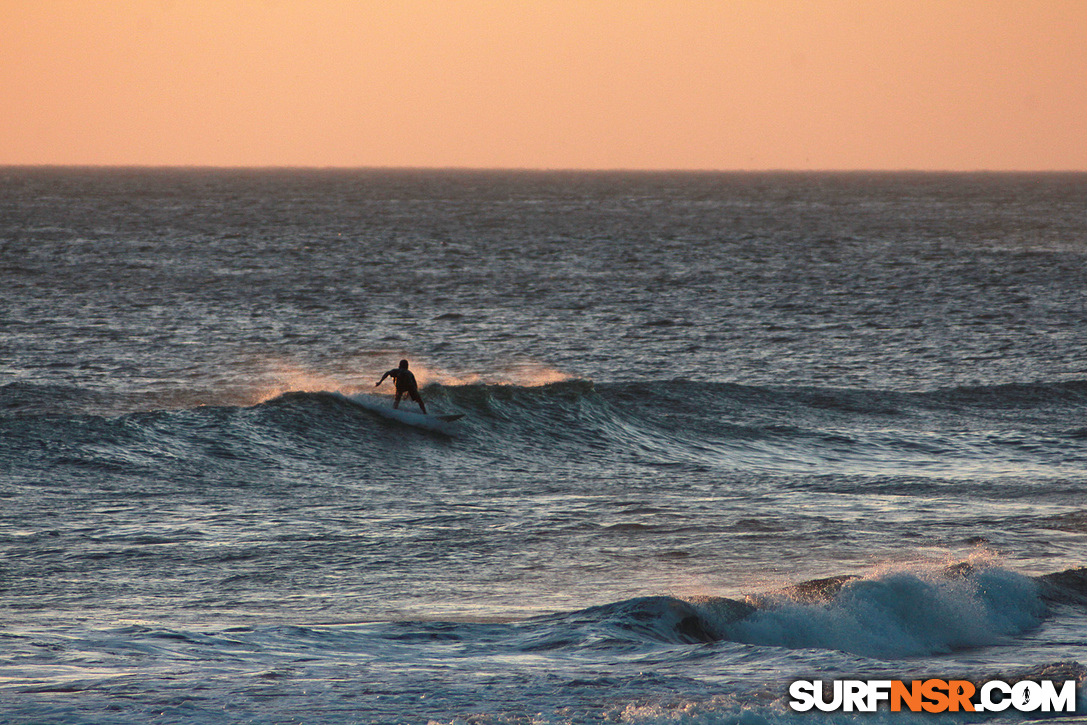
[3,0,1085,170]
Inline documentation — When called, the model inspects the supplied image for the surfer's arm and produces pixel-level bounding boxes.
[375,371,391,386]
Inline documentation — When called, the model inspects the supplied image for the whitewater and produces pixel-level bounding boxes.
[1,168,1086,723]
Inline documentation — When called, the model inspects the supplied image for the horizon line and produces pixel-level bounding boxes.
[4,164,1086,175]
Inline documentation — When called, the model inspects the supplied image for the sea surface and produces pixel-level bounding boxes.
[1,168,1086,724]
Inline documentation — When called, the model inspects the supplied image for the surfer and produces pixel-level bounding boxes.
[375,359,427,414]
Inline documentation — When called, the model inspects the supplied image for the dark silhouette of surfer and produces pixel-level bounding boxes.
[375,359,427,414]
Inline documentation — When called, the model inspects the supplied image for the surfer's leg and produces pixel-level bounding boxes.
[410,390,426,414]
[393,391,402,408]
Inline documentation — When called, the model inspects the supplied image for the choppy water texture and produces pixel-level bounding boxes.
[2,169,1086,724]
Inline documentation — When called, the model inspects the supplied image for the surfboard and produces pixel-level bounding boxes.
[345,394,464,433]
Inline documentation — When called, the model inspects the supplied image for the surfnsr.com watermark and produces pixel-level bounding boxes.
[789,679,1078,713]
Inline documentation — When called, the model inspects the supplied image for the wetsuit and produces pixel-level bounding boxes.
[378,367,426,413]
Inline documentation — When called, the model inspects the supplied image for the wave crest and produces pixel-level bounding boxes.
[549,564,1059,659]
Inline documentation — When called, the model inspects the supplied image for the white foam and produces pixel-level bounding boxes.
[720,567,1045,659]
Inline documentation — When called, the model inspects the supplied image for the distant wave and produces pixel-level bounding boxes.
[6,377,1084,418]
[418,379,1087,476]
[5,377,1086,479]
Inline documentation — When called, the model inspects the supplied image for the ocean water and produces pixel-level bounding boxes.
[1,168,1086,724]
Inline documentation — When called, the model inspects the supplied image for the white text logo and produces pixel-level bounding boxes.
[788,679,1077,713]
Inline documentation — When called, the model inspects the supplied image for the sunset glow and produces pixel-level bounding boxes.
[3,0,1085,170]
